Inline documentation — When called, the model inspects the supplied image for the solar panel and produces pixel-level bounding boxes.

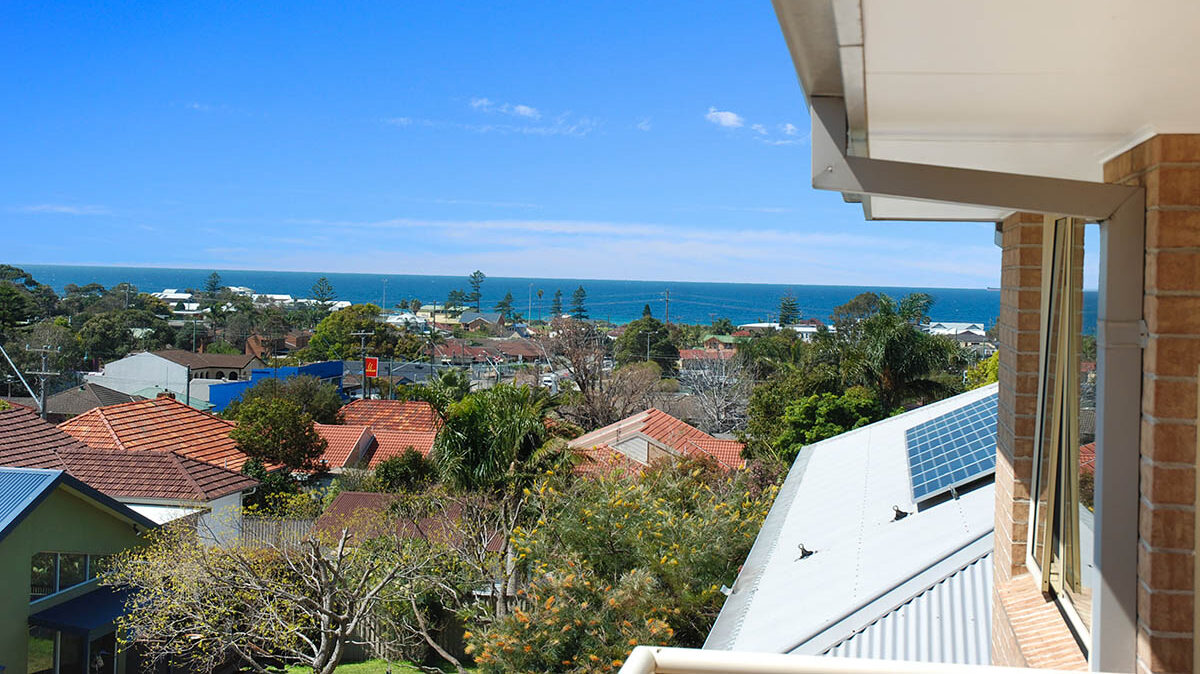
[905,392,998,503]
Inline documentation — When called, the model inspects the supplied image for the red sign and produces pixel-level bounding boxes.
[364,357,379,378]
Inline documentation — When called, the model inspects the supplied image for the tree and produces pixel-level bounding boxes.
[773,386,894,462]
[203,271,222,296]
[309,277,337,325]
[678,355,751,434]
[570,285,588,319]
[551,289,563,316]
[77,309,172,363]
[848,294,960,408]
[303,303,422,362]
[467,270,486,311]
[229,397,327,471]
[613,312,678,375]
[240,457,300,512]
[710,317,735,335]
[224,375,344,424]
[105,508,457,674]
[375,448,437,492]
[494,291,516,322]
[0,283,35,342]
[778,292,800,326]
[469,459,780,672]
[965,351,999,389]
[446,289,468,314]
[432,384,566,616]
[549,317,657,429]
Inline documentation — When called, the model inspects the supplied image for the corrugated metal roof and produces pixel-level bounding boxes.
[705,385,997,664]
[825,552,993,665]
[0,467,62,541]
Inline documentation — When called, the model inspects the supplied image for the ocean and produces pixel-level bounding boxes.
[17,264,1098,329]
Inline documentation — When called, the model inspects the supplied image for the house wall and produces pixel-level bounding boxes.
[1106,135,1200,674]
[613,437,650,464]
[197,491,243,546]
[86,352,186,397]
[0,486,148,674]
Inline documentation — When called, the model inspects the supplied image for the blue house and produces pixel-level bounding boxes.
[206,361,344,412]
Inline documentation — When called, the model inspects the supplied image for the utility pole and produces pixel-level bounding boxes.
[25,345,61,420]
[382,279,388,313]
[191,316,198,352]
[0,343,38,412]
[646,333,651,364]
[528,283,533,325]
[664,289,670,325]
[351,330,373,400]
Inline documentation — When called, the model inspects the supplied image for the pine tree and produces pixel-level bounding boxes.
[570,286,588,320]
[494,291,516,322]
[642,304,653,318]
[310,277,336,306]
[778,292,800,326]
[467,270,486,311]
[551,289,563,316]
[204,271,222,297]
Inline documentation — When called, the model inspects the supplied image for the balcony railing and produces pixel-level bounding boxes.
[618,647,1098,674]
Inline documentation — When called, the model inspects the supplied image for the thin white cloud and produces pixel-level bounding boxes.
[636,118,652,132]
[470,98,541,119]
[386,113,595,137]
[508,104,540,119]
[15,204,110,216]
[751,124,767,135]
[386,117,413,126]
[782,123,799,136]
[706,107,744,128]
[469,97,493,110]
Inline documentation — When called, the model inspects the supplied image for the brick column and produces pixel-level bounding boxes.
[994,211,1043,584]
[1105,135,1200,674]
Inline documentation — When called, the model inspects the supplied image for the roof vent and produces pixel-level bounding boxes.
[795,544,816,561]
[892,505,910,521]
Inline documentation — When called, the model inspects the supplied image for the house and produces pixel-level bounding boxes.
[339,399,441,432]
[84,350,265,404]
[149,288,193,303]
[926,321,988,337]
[568,408,744,471]
[59,396,252,472]
[0,466,157,674]
[706,385,998,664]
[38,382,144,422]
[458,311,506,332]
[678,348,737,371]
[619,3,1200,672]
[0,405,257,545]
[316,399,442,471]
[700,334,740,350]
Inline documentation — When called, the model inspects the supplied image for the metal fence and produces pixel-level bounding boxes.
[240,516,314,548]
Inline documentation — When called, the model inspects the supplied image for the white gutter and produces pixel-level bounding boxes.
[619,647,1111,674]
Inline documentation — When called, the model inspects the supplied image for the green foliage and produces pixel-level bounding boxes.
[470,459,780,672]
[739,369,811,459]
[225,374,344,424]
[494,291,517,322]
[304,303,423,361]
[229,397,327,471]
[205,340,240,354]
[965,351,999,389]
[613,314,679,375]
[709,317,735,335]
[0,399,10,411]
[1081,334,1097,362]
[570,286,588,320]
[0,282,35,340]
[203,271,222,297]
[77,309,172,362]
[375,449,437,492]
[401,368,472,418]
[551,289,564,316]
[773,386,894,462]
[240,457,303,513]
[468,270,486,311]
[433,384,563,494]
[777,292,800,326]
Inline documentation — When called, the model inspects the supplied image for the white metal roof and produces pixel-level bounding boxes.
[774,0,1200,221]
[705,384,997,663]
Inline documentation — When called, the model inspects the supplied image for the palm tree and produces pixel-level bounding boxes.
[852,295,958,408]
[432,384,566,615]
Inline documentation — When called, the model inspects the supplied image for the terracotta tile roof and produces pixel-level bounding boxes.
[0,406,255,501]
[59,397,251,471]
[339,399,441,433]
[569,408,745,470]
[152,349,261,370]
[679,348,737,361]
[315,423,371,469]
[0,406,74,469]
[367,429,437,467]
[573,444,643,478]
[1080,442,1096,475]
[315,491,502,551]
[56,446,257,501]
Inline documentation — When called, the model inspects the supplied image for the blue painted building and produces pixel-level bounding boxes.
[206,361,344,412]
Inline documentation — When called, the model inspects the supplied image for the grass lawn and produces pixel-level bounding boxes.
[282,659,444,674]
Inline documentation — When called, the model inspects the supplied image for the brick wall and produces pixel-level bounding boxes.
[993,212,1089,668]
[1106,135,1200,674]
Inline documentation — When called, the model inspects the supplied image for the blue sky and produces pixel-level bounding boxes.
[1,2,1001,287]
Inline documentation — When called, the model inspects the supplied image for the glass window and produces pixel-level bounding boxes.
[58,553,87,590]
[58,631,86,673]
[88,554,114,579]
[31,552,57,599]
[1028,216,1096,646]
